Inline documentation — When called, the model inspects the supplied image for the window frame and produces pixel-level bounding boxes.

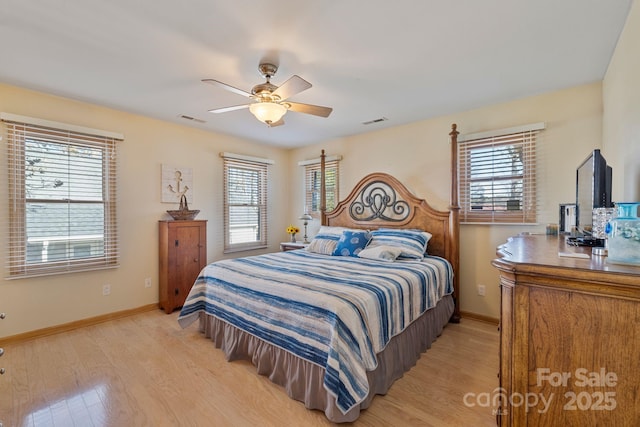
[301,156,340,218]
[222,153,271,253]
[2,113,121,278]
[458,123,544,224]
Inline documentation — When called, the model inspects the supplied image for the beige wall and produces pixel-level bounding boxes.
[291,82,604,319]
[604,0,640,202]
[0,83,290,338]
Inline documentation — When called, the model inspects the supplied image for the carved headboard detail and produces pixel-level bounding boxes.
[349,179,410,223]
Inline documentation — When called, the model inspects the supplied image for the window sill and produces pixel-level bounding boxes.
[223,245,268,254]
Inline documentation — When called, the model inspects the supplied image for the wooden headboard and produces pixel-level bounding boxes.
[324,172,452,258]
[320,124,461,322]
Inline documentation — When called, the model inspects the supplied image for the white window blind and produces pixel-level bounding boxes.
[2,114,121,278]
[458,124,544,224]
[222,154,270,253]
[301,157,340,218]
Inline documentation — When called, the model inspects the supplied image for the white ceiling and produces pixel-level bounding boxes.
[0,0,633,148]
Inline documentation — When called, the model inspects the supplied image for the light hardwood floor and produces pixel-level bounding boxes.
[0,311,499,427]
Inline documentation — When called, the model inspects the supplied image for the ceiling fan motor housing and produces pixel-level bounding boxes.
[252,63,280,100]
[251,82,279,99]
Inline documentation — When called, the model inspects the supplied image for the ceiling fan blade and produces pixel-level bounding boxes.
[286,102,333,118]
[202,79,252,98]
[272,75,312,101]
[208,104,251,114]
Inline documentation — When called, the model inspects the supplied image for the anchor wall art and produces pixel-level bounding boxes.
[161,164,194,204]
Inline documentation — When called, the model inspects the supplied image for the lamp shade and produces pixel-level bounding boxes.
[299,213,313,221]
[249,102,287,124]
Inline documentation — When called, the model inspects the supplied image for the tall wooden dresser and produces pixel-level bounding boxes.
[492,234,640,426]
[159,220,207,314]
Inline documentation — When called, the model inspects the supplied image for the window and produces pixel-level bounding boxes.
[301,156,340,217]
[2,113,122,278]
[458,123,544,224]
[222,153,271,253]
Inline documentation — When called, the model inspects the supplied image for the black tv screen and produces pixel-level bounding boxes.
[576,149,612,235]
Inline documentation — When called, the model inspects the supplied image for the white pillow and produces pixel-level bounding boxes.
[316,226,351,236]
[366,228,432,259]
[358,245,403,262]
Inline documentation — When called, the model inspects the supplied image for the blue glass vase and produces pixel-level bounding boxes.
[606,202,640,265]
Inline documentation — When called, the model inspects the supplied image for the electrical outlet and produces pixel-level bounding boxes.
[477,284,486,296]
[144,277,152,288]
[102,284,111,296]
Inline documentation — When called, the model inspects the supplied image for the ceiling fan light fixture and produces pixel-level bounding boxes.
[249,102,287,124]
[204,63,331,123]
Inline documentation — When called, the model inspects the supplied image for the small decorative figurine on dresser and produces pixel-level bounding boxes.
[166,194,200,220]
[606,202,640,265]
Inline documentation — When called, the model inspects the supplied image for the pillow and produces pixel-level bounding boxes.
[358,245,403,262]
[316,226,351,237]
[332,230,372,257]
[306,232,341,255]
[307,226,362,255]
[367,228,432,259]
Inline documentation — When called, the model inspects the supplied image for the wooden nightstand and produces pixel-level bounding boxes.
[280,242,309,252]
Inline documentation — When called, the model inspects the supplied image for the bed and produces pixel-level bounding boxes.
[178,124,461,422]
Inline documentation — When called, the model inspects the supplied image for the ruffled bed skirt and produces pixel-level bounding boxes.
[197,294,455,423]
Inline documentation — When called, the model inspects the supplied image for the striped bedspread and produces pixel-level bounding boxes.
[178,249,453,414]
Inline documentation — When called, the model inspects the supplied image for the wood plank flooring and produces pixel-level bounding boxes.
[0,311,499,427]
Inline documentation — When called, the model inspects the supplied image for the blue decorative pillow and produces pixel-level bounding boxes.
[367,228,432,259]
[332,230,371,257]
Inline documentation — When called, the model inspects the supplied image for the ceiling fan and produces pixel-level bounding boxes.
[203,63,332,127]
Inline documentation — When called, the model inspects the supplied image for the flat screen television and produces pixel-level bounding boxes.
[575,149,612,239]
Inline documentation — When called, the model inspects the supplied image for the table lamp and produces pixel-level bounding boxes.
[299,213,313,243]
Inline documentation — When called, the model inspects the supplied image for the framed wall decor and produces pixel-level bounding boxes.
[162,164,194,204]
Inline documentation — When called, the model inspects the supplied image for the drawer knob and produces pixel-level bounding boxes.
[0,368,5,375]
[0,348,4,357]
[0,313,5,319]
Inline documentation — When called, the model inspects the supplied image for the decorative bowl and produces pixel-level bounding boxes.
[166,209,200,220]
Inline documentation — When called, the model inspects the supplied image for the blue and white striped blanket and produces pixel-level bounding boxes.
[178,250,453,414]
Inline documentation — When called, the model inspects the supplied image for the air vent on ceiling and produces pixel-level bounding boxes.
[179,114,206,124]
[362,117,388,125]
